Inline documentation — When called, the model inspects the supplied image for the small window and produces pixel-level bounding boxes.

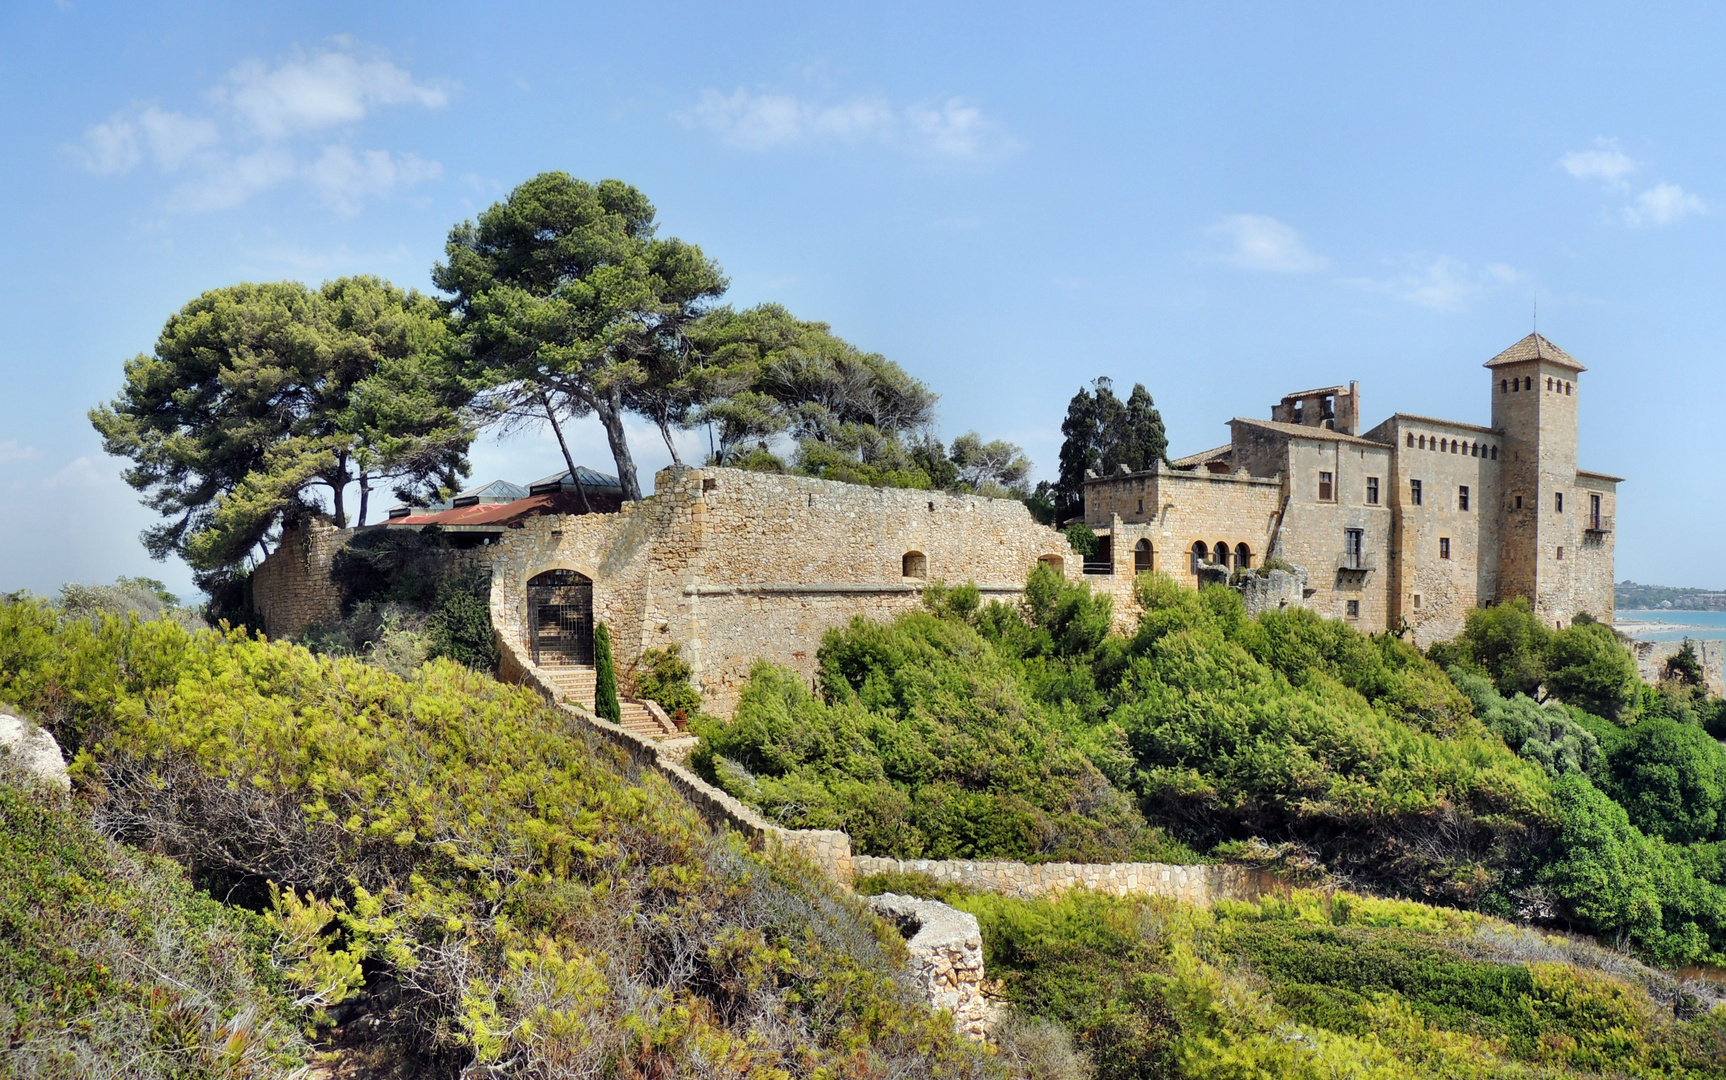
[1450,440,1458,454]
[1491,446,1498,460]
[1318,471,1333,501]
[1440,537,1451,559]
[1515,494,1523,509]
[1418,434,1426,449]
[1590,493,1602,529]
[1555,491,1563,513]
[1501,379,1508,393]
[1406,432,1414,447]
[1366,477,1379,505]
[903,551,927,579]
[1566,381,1572,395]
[1556,546,1564,561]
[703,477,718,492]
[1410,479,1423,506]
[1547,377,1554,390]
[1135,539,1153,574]
[1136,498,1144,514]
[1346,599,1360,618]
[1412,593,1422,610]
[1234,543,1251,569]
[1458,485,1470,511]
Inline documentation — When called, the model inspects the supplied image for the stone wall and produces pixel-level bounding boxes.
[490,466,1073,715]
[1268,432,1395,632]
[1633,639,1726,699]
[1236,565,1310,616]
[252,517,353,639]
[867,893,990,1040]
[853,855,1286,906]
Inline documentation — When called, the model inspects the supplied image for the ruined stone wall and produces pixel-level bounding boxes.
[491,466,1073,715]
[252,517,353,639]
[867,894,990,1040]
[1633,639,1726,699]
[853,855,1285,906]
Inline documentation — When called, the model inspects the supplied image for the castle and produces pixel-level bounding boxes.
[251,332,1618,715]
[1081,332,1619,644]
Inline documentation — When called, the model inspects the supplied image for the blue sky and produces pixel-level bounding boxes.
[2,1,1722,600]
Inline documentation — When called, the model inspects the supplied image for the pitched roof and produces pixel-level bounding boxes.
[1386,413,1498,436]
[387,491,590,528]
[1483,333,1585,372]
[528,467,624,495]
[1230,416,1390,448]
[1168,443,1233,469]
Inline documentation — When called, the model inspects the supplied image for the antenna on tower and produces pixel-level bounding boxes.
[1533,295,1542,357]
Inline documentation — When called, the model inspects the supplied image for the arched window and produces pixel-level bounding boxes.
[1566,381,1572,395]
[1038,554,1065,574]
[1526,376,1534,390]
[1134,539,1153,574]
[1234,543,1251,569]
[1406,432,1414,447]
[1451,441,1459,454]
[1418,435,1426,449]
[1512,378,1519,392]
[1190,541,1208,575]
[1501,379,1508,393]
[1440,439,1448,452]
[1547,377,1554,390]
[902,551,927,579]
[1491,446,1498,460]
[1214,541,1231,568]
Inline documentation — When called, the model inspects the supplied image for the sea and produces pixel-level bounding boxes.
[1615,609,1726,642]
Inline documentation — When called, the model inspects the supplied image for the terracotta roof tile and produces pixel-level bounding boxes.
[1483,333,1585,371]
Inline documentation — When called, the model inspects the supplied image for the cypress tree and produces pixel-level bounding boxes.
[593,622,621,723]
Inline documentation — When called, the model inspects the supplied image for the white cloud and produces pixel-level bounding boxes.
[0,441,40,465]
[1210,214,1327,272]
[1346,257,1520,312]
[40,456,107,491]
[71,38,446,216]
[687,88,1016,161]
[304,147,441,214]
[1622,182,1706,226]
[1560,138,1637,189]
[217,42,448,139]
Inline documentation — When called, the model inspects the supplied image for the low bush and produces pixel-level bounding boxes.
[0,599,1002,1078]
[631,642,703,723]
[0,770,307,1078]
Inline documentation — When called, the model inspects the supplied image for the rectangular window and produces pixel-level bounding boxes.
[1557,546,1565,560]
[1440,537,1451,559]
[1344,528,1364,569]
[1458,485,1470,511]
[1412,593,1422,610]
[1318,471,1333,501]
[1514,494,1523,509]
[1555,491,1564,513]
[1591,493,1602,529]
[1366,477,1379,505]
[1345,599,1360,618]
[1410,479,1423,506]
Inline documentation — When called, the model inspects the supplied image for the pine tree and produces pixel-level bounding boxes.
[593,622,621,724]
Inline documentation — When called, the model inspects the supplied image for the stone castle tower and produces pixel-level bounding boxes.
[1487,334,1592,621]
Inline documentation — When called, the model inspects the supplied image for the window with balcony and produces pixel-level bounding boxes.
[1344,528,1364,569]
[1590,493,1602,530]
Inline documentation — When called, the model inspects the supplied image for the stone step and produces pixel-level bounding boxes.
[538,663,673,739]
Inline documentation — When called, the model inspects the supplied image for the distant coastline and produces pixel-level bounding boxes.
[1615,609,1726,641]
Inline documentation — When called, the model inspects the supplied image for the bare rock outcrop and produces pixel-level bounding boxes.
[0,710,71,792]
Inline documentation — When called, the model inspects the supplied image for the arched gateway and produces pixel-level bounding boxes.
[527,569,594,666]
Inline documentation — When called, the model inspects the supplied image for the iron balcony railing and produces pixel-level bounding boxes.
[1585,515,1614,534]
[1336,551,1377,573]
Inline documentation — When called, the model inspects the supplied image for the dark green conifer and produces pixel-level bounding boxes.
[593,621,621,723]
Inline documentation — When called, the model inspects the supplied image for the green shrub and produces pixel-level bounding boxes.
[425,566,496,671]
[1545,619,1639,719]
[0,772,307,1078]
[631,643,702,722]
[592,620,620,722]
[1603,717,1726,843]
[1063,522,1099,559]
[1427,596,1550,698]
[0,611,1001,1077]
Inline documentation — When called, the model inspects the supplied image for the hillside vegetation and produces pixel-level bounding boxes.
[860,874,1726,1080]
[696,568,1726,969]
[0,597,1009,1078]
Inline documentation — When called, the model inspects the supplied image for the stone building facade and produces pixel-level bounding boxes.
[251,517,353,639]
[486,466,1076,715]
[1080,334,1620,644]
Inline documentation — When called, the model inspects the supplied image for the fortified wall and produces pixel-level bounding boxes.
[489,465,1076,715]
[251,517,353,639]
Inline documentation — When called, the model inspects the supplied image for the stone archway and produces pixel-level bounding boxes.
[527,569,594,666]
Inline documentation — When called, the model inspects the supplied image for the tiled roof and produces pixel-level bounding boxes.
[388,492,586,527]
[1483,333,1585,372]
[1168,443,1233,468]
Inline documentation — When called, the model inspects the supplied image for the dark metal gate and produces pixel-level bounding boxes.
[527,569,594,666]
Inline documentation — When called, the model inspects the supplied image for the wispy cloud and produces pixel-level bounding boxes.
[40,456,107,491]
[1560,138,1637,189]
[686,88,1018,161]
[1560,138,1705,227]
[72,38,449,216]
[1209,214,1327,272]
[0,441,40,465]
[1622,182,1706,227]
[1346,256,1520,312]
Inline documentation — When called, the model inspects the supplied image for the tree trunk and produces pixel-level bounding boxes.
[357,474,371,527]
[656,414,683,466]
[330,455,348,528]
[542,392,592,513]
[597,386,642,501]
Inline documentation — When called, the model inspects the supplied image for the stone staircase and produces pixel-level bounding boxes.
[539,664,677,740]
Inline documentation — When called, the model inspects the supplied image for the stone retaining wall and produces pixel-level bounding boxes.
[1633,638,1726,698]
[499,631,854,882]
[854,855,1286,906]
[252,517,352,639]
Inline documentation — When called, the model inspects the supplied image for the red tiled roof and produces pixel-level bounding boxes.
[388,491,585,527]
